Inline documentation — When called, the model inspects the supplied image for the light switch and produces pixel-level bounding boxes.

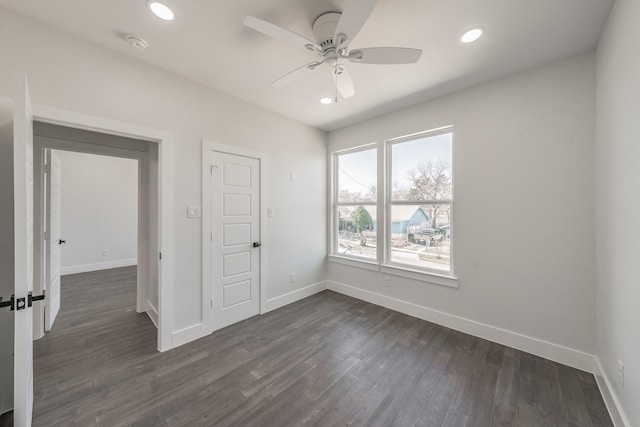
[289,172,296,182]
[267,208,274,217]
[187,205,201,218]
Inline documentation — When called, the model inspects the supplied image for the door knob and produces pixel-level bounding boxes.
[59,239,66,245]
[253,242,261,248]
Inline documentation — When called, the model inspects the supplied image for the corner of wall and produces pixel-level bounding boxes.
[593,357,631,426]
[265,281,328,312]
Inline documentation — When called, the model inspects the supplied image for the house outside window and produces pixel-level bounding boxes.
[331,127,454,277]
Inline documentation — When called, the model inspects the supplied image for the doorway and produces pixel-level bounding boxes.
[42,149,140,331]
[33,123,157,339]
[27,104,175,352]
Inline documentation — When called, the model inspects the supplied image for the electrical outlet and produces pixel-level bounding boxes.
[384,276,391,287]
[102,249,109,257]
[289,273,296,283]
[289,172,296,182]
[618,360,624,386]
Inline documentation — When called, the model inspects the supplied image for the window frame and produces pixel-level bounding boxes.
[330,126,456,284]
[331,143,378,263]
[384,127,455,277]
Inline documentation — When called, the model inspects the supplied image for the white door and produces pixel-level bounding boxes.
[13,73,35,426]
[44,150,62,331]
[211,151,260,330]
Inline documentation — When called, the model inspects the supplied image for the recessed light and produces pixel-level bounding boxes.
[320,97,332,105]
[147,1,174,21]
[461,27,484,44]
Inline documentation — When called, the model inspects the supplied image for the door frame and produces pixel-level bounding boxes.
[202,140,268,334]
[30,103,175,352]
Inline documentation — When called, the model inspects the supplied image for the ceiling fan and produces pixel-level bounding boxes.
[243,0,422,100]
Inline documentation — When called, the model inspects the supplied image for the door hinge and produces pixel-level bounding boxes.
[159,252,162,260]
[211,232,213,242]
[211,299,214,308]
[211,165,219,175]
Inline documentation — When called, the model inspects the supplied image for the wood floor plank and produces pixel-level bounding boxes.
[540,359,570,427]
[577,371,614,427]
[396,329,460,424]
[441,337,491,426]
[418,334,478,426]
[290,373,360,425]
[491,346,521,427]
[30,267,613,427]
[466,341,504,427]
[557,364,594,427]
[313,390,363,427]
[518,351,543,426]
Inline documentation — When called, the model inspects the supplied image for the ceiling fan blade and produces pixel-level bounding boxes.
[333,66,355,98]
[272,61,323,88]
[348,47,422,64]
[244,16,321,54]
[334,0,378,47]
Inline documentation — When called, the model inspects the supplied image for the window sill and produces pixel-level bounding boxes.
[328,255,379,271]
[328,255,459,288]
[380,265,458,288]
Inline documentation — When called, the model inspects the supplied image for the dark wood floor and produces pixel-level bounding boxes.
[31,266,612,426]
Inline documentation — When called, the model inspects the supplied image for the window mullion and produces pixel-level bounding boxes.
[380,139,389,266]
[389,200,453,205]
[332,153,338,255]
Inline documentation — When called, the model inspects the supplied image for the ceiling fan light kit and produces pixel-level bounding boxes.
[243,0,423,101]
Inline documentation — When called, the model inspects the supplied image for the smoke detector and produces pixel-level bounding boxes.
[126,34,149,50]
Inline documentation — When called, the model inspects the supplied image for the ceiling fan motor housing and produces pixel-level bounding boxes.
[312,12,341,50]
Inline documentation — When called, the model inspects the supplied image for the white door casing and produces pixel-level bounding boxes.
[44,150,62,331]
[13,72,35,427]
[30,103,174,352]
[211,151,261,330]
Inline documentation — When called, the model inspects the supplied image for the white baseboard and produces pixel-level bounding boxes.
[265,281,327,312]
[326,280,594,373]
[593,357,630,427]
[61,258,137,275]
[172,323,206,348]
[146,301,158,328]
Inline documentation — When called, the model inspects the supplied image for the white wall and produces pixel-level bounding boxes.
[0,7,327,333]
[595,0,640,424]
[328,53,596,363]
[55,150,138,275]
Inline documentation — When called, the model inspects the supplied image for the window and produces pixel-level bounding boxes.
[331,128,454,276]
[335,146,377,260]
[388,132,453,273]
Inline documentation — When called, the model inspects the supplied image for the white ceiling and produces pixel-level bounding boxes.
[0,0,613,131]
